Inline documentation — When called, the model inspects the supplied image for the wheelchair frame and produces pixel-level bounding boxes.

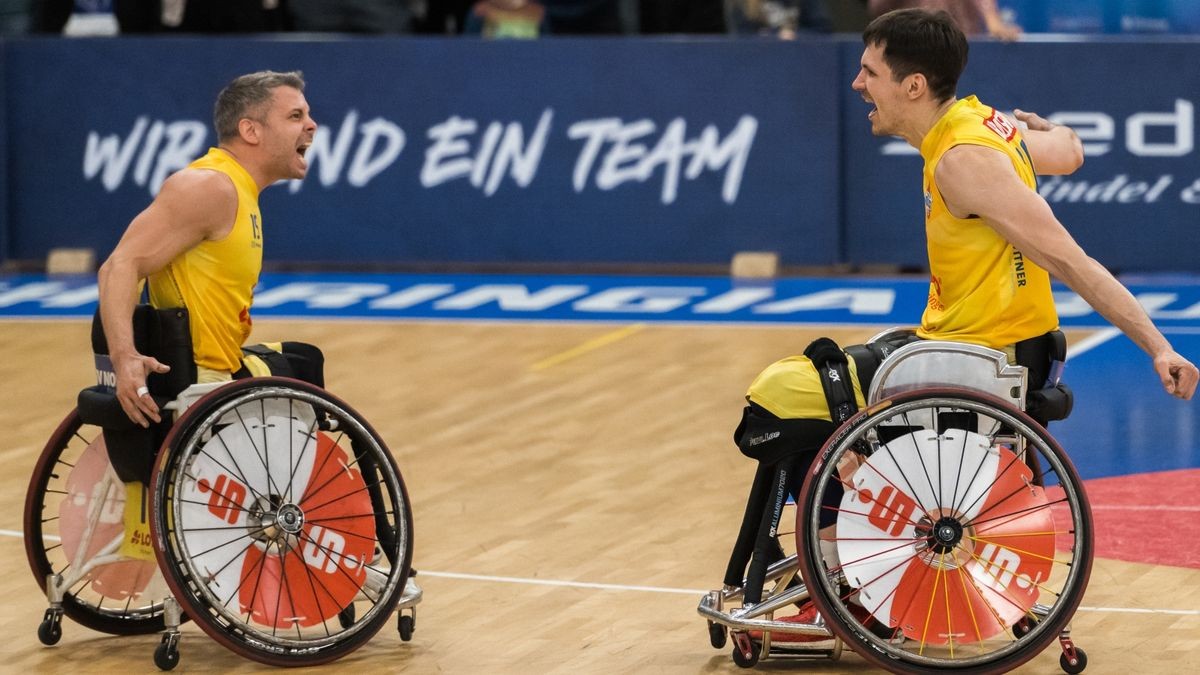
[699,336,1092,674]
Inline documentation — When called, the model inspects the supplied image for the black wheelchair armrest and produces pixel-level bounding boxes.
[77,386,170,430]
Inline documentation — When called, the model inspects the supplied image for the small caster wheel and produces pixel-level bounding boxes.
[1012,616,1036,638]
[1060,647,1087,674]
[37,616,62,646]
[731,638,759,668]
[338,604,356,629]
[708,621,727,649]
[398,614,415,641]
[154,642,180,671]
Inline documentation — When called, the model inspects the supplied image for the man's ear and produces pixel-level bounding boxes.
[905,73,928,100]
[237,118,260,145]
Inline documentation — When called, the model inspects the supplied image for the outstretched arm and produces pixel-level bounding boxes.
[97,169,237,426]
[1010,109,1084,176]
[935,144,1198,399]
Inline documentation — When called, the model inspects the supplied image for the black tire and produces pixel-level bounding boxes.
[1061,647,1088,674]
[795,388,1093,675]
[398,614,415,641]
[731,638,760,668]
[37,615,62,645]
[151,378,414,667]
[24,409,169,635]
[153,641,180,671]
[708,620,727,649]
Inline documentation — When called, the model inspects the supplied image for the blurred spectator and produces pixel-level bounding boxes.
[1,0,32,35]
[31,0,85,32]
[31,0,287,34]
[170,1,287,32]
[464,0,548,38]
[639,0,724,33]
[542,0,621,33]
[727,0,833,38]
[867,0,1020,40]
[288,0,412,33]
[416,0,472,32]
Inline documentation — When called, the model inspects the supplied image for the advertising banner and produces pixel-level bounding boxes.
[2,37,840,267]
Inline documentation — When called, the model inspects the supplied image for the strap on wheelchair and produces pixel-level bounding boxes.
[804,337,858,425]
[239,343,296,379]
[236,342,325,387]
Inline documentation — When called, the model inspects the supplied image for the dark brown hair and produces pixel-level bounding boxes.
[863,9,967,102]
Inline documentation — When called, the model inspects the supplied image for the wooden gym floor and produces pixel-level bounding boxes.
[1,318,1197,673]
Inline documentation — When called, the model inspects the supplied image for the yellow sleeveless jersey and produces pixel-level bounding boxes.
[916,96,1058,349]
[148,148,263,373]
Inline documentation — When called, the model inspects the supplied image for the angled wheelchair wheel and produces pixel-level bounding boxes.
[150,378,413,667]
[795,388,1093,675]
[24,409,169,635]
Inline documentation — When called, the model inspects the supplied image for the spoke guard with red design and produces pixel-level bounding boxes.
[835,429,1056,645]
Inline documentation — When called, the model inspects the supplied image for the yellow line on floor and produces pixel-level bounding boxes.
[532,323,645,371]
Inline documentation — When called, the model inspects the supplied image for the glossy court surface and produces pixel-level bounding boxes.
[1,272,1197,673]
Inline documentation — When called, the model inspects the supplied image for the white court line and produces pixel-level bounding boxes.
[418,570,705,596]
[1066,327,1122,360]
[1,529,1195,615]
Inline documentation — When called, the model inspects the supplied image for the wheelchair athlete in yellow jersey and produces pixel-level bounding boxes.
[26,71,420,670]
[702,9,1196,675]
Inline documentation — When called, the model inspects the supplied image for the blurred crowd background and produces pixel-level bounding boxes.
[2,1,1198,40]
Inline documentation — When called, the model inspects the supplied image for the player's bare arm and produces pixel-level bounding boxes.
[1010,109,1084,175]
[935,145,1198,399]
[97,169,239,426]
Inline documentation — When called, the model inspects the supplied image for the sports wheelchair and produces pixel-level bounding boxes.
[699,329,1092,674]
[24,307,421,669]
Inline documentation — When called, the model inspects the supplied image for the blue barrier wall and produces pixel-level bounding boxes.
[0,36,1197,271]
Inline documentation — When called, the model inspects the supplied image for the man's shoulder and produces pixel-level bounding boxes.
[158,166,238,202]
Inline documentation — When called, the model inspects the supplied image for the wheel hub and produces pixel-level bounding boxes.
[275,503,305,535]
[914,510,974,567]
[931,517,964,553]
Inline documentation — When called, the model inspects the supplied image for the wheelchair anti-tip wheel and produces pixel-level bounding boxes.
[24,409,171,637]
[150,377,414,667]
[795,387,1093,674]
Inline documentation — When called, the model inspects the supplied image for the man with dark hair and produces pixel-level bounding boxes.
[728,7,1195,638]
[852,8,1194,395]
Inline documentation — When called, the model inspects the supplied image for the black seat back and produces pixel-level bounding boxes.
[91,305,196,399]
[79,305,196,483]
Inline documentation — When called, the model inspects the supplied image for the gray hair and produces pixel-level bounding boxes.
[213,70,306,142]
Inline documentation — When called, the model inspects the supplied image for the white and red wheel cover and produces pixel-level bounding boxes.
[836,429,1055,644]
[59,438,157,600]
[177,399,374,628]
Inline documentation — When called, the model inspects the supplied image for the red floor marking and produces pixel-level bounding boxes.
[1080,468,1200,569]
